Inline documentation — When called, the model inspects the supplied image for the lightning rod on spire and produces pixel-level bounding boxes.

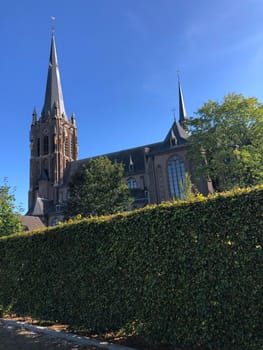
[176,70,180,82]
[172,108,176,122]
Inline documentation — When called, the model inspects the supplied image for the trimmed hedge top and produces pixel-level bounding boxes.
[0,185,263,349]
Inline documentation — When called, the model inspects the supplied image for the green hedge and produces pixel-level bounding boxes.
[0,186,263,349]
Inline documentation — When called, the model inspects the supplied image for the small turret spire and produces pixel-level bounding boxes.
[32,107,37,125]
[41,28,67,121]
[71,112,76,126]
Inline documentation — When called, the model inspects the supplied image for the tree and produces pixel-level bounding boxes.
[179,172,198,201]
[187,93,263,191]
[65,157,132,217]
[0,179,23,236]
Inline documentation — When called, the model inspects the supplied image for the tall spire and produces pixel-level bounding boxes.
[41,30,67,121]
[178,76,187,130]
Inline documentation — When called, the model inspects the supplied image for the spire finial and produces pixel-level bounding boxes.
[32,107,37,125]
[51,16,55,34]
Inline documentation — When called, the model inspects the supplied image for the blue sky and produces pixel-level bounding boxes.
[1,0,263,213]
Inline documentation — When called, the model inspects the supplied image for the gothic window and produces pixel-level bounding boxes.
[64,138,69,157]
[53,135,56,152]
[167,156,186,199]
[37,138,40,156]
[71,139,74,158]
[127,178,137,189]
[43,136,49,155]
[44,169,49,179]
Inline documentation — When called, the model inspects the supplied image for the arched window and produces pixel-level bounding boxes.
[127,178,137,189]
[167,156,185,199]
[71,139,74,158]
[36,138,40,156]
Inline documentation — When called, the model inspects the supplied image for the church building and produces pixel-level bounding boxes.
[28,31,212,226]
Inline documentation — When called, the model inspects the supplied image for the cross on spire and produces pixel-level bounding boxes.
[51,16,55,34]
[171,108,176,122]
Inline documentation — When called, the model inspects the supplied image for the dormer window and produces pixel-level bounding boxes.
[129,164,134,172]
[170,129,177,147]
[129,154,134,172]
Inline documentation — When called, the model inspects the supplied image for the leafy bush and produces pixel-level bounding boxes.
[0,178,23,236]
[0,186,263,349]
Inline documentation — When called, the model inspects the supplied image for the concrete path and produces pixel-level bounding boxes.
[0,319,137,350]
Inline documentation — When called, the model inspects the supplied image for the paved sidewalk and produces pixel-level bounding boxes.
[0,319,136,350]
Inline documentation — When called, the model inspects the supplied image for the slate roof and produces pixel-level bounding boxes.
[163,121,189,147]
[63,122,189,185]
[63,144,149,185]
[178,79,188,127]
[20,216,46,231]
[40,32,67,121]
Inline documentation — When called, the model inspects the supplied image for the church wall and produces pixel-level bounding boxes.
[149,146,209,202]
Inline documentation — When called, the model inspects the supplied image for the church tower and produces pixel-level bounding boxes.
[28,30,78,220]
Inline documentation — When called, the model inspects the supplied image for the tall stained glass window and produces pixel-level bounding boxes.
[167,156,185,199]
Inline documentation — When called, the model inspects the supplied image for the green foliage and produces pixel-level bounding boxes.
[0,178,23,236]
[179,172,198,200]
[64,156,132,218]
[0,186,263,349]
[188,93,263,191]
